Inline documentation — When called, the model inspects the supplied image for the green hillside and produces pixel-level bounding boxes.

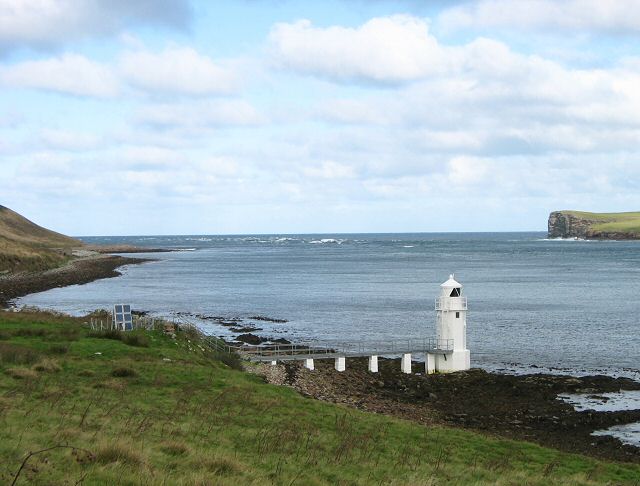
[1,310,639,485]
[0,205,82,273]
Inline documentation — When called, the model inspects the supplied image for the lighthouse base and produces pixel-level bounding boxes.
[435,350,470,373]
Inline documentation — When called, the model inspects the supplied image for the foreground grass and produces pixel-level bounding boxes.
[1,311,639,485]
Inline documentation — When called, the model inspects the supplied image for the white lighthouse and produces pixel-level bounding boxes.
[434,274,470,372]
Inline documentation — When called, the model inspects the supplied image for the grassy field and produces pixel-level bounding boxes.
[1,311,639,485]
[562,211,640,234]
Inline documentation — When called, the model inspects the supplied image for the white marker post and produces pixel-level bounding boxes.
[401,353,412,374]
[368,355,378,373]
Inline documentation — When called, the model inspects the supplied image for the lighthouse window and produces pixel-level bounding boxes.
[450,287,461,297]
[456,312,460,318]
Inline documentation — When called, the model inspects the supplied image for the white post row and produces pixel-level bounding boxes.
[304,358,314,371]
[335,356,346,372]
[401,353,412,374]
[368,355,378,373]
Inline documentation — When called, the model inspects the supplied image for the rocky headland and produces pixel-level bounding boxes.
[548,210,640,240]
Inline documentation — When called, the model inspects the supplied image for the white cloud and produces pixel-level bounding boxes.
[136,100,265,129]
[268,15,452,83]
[448,156,488,185]
[438,0,640,34]
[40,128,102,151]
[0,54,119,97]
[0,0,191,54]
[303,161,357,179]
[120,47,237,96]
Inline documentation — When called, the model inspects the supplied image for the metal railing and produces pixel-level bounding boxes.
[435,296,467,311]
[235,337,454,362]
[89,315,160,331]
[91,313,456,363]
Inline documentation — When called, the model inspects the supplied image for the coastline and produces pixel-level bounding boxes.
[0,254,151,308]
[5,243,640,463]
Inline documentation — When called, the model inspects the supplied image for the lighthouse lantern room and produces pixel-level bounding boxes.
[434,274,470,372]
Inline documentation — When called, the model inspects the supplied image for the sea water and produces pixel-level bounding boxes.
[16,232,640,375]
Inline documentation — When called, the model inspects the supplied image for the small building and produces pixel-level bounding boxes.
[433,274,470,372]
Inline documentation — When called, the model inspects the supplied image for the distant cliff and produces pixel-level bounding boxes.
[548,211,640,240]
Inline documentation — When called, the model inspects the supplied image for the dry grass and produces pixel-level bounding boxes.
[111,367,137,378]
[160,441,190,456]
[0,342,40,365]
[95,440,144,466]
[32,358,62,373]
[6,367,39,380]
[0,206,80,272]
[192,455,246,476]
[94,379,127,391]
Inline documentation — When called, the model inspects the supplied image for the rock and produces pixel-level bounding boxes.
[236,333,267,345]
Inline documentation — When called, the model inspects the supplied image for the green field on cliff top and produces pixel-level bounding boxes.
[1,311,639,485]
[560,210,640,234]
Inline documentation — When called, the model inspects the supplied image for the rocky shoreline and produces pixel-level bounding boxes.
[0,254,151,307]
[252,357,640,463]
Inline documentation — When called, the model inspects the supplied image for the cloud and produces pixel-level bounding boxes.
[0,45,241,99]
[135,100,266,129]
[0,53,119,97]
[438,0,640,34]
[303,161,357,179]
[0,0,191,54]
[120,47,237,96]
[268,15,452,83]
[448,156,488,185]
[40,128,102,151]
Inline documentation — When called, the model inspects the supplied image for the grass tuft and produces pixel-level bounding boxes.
[0,342,41,365]
[213,351,244,371]
[111,367,137,378]
[6,367,39,380]
[89,329,150,347]
[122,333,150,347]
[33,358,62,373]
[95,441,144,466]
[160,441,190,456]
[48,344,69,354]
[194,455,245,476]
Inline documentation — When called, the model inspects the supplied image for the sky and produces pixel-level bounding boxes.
[1,0,640,236]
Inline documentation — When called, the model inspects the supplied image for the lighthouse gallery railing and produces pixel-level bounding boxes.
[435,296,467,311]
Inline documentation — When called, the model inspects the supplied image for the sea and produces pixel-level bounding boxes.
[15,232,640,377]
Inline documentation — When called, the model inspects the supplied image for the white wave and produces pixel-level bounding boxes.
[537,237,591,242]
[309,238,345,244]
[402,245,415,248]
[593,422,640,447]
[274,237,298,242]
